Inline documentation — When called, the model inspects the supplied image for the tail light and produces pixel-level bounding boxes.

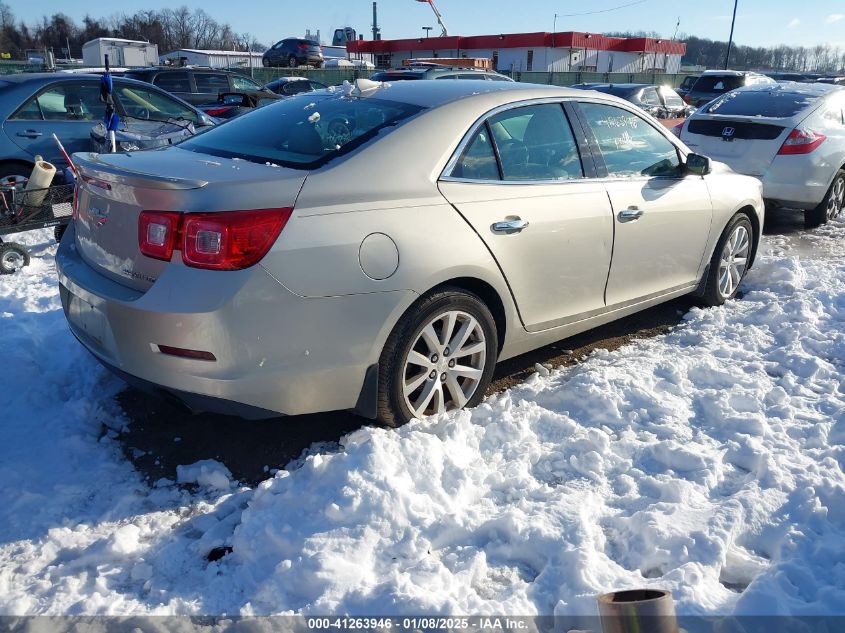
[298,43,309,50]
[778,127,826,155]
[204,106,235,117]
[139,211,181,261]
[682,94,692,104]
[671,122,684,138]
[138,208,292,270]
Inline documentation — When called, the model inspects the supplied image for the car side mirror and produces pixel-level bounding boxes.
[685,153,711,176]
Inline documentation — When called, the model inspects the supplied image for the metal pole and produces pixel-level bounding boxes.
[597,589,679,633]
[724,0,738,70]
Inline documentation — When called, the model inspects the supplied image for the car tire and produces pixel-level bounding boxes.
[700,213,754,307]
[805,169,845,228]
[376,287,498,427]
[288,55,298,68]
[0,242,30,274]
[0,162,32,188]
[54,224,67,243]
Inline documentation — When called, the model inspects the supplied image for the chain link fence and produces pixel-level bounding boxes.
[0,60,693,88]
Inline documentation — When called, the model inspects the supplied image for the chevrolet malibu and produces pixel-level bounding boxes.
[57,80,764,426]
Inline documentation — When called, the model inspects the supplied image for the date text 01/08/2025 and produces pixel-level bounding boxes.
[306,618,530,630]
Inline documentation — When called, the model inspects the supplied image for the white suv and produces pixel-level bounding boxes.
[678,82,845,226]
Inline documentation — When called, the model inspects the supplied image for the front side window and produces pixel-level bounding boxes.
[115,83,200,124]
[488,104,583,181]
[579,102,680,177]
[13,82,105,121]
[180,95,423,169]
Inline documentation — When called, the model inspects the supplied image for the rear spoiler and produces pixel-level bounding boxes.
[73,152,208,191]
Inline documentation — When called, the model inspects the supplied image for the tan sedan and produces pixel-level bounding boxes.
[57,80,764,425]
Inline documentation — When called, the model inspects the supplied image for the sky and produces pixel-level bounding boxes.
[11,0,845,50]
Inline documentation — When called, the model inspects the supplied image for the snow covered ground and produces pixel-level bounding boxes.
[1,222,844,617]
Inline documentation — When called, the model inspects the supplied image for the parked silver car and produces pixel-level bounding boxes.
[678,82,845,226]
[57,80,764,425]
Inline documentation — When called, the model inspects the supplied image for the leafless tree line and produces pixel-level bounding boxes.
[606,31,844,74]
[0,3,266,59]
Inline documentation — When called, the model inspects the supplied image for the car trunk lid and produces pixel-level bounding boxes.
[73,147,307,292]
[681,116,791,177]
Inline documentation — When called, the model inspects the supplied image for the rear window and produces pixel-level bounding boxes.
[704,90,821,117]
[592,85,638,98]
[179,94,423,169]
[692,75,743,93]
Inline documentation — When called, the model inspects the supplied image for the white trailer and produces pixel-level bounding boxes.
[82,38,158,67]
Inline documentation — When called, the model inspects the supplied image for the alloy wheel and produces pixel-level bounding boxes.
[1,248,24,271]
[402,310,487,417]
[718,224,750,298]
[827,176,844,221]
[0,174,27,188]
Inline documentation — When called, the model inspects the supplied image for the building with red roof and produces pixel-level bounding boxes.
[347,31,686,74]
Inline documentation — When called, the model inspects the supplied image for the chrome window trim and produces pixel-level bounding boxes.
[440,95,689,185]
[440,97,588,185]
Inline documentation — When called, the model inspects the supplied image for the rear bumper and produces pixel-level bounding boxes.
[760,157,833,210]
[56,225,413,418]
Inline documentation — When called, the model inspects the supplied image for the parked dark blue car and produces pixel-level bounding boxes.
[0,73,214,185]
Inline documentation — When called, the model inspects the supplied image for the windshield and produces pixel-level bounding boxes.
[693,75,744,93]
[179,92,424,169]
[704,90,821,117]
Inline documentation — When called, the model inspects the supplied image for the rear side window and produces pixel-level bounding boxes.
[693,75,743,93]
[641,87,661,105]
[452,125,499,180]
[194,73,230,93]
[488,104,583,181]
[153,72,190,93]
[705,90,821,117]
[232,75,262,91]
[579,102,680,177]
[179,95,423,169]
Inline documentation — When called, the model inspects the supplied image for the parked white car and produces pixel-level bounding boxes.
[677,82,845,226]
[57,80,764,425]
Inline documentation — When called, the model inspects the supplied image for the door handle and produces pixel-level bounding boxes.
[491,217,529,234]
[618,206,644,222]
[17,130,43,138]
